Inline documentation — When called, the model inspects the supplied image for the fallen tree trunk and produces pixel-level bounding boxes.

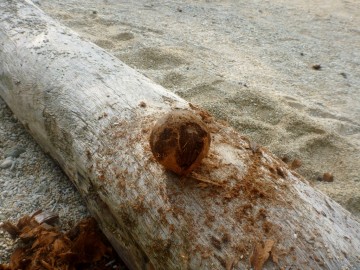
[1,1,360,269]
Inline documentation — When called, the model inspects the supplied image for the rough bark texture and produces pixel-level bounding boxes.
[1,1,360,269]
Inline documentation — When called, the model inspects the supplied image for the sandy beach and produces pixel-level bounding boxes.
[39,0,360,215]
[1,0,360,264]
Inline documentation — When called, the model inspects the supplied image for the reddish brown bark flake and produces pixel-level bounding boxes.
[250,239,275,270]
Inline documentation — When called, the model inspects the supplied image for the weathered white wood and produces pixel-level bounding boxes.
[1,1,360,269]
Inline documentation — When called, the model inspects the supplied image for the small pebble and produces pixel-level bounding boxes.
[0,158,13,169]
[323,172,334,182]
[5,146,26,158]
[312,64,322,70]
[317,172,334,182]
[340,72,347,79]
[290,159,302,169]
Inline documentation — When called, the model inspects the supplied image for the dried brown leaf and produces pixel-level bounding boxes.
[53,237,71,254]
[9,248,29,270]
[30,209,43,219]
[31,231,59,250]
[0,221,19,239]
[19,226,43,241]
[72,230,108,263]
[34,211,59,225]
[40,259,53,270]
[16,215,33,230]
[58,251,78,264]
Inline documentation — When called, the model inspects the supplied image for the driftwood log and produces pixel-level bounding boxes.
[1,1,360,269]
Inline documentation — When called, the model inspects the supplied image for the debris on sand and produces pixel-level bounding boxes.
[0,210,126,270]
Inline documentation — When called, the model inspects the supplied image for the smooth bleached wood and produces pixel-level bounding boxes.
[1,1,360,269]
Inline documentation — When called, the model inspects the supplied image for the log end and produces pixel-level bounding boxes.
[149,109,211,175]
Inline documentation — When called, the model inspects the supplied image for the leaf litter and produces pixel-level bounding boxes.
[0,210,127,270]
